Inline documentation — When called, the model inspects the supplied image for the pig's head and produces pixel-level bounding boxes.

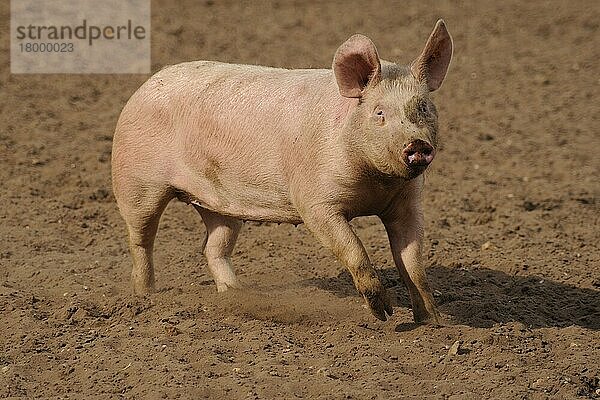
[334,20,453,180]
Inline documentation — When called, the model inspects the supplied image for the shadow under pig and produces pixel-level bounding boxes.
[300,265,600,330]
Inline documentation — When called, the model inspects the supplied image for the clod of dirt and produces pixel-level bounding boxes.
[533,74,551,85]
[317,367,339,380]
[477,133,495,141]
[163,325,181,336]
[481,241,494,251]
[576,375,599,398]
[89,188,109,201]
[447,340,462,356]
[446,340,471,356]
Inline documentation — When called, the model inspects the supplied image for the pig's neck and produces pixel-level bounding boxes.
[332,95,360,130]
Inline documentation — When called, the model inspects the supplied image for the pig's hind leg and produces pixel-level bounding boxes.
[116,183,174,295]
[195,207,243,292]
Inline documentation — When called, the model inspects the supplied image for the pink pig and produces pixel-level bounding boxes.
[112,20,453,323]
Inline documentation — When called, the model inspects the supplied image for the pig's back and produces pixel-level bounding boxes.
[128,60,336,153]
[146,61,334,133]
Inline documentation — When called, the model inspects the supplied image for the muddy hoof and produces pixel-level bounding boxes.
[364,288,394,321]
[413,310,442,326]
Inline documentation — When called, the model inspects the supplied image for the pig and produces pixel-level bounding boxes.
[112,20,453,323]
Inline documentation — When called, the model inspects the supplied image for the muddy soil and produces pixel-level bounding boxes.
[1,1,599,398]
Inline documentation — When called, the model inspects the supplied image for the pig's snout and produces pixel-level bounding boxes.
[402,140,435,168]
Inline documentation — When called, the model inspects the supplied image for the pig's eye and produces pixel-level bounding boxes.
[373,108,385,124]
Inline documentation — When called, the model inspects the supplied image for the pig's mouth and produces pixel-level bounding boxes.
[401,140,435,176]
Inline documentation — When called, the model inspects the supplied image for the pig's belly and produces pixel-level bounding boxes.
[172,168,303,224]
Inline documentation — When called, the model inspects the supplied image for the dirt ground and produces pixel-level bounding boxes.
[1,0,599,398]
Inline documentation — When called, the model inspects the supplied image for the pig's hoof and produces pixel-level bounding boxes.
[132,283,155,296]
[132,272,155,295]
[363,288,394,321]
[413,309,442,326]
[415,316,442,326]
[216,280,243,292]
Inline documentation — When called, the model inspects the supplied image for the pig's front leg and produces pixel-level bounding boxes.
[382,205,440,324]
[302,208,393,321]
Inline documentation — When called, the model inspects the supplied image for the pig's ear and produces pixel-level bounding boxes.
[411,19,453,91]
[333,34,382,98]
